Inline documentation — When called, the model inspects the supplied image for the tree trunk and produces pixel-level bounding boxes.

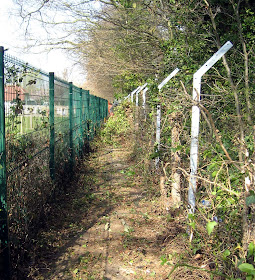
[160,175,169,212]
[170,112,182,207]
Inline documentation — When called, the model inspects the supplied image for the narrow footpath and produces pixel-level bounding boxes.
[31,138,207,280]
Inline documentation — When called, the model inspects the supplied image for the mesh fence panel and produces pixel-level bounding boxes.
[53,78,70,183]
[0,51,109,277]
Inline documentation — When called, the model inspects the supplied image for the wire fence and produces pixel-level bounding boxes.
[0,47,108,279]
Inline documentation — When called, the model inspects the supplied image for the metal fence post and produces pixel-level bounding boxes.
[155,68,180,168]
[99,98,102,126]
[85,90,89,141]
[79,88,83,153]
[188,41,233,221]
[100,98,102,124]
[106,99,108,118]
[92,96,96,138]
[155,104,161,168]
[102,99,104,120]
[131,87,139,103]
[104,99,107,119]
[142,87,148,120]
[89,95,93,139]
[49,72,55,181]
[95,96,97,126]
[100,99,103,121]
[136,83,147,107]
[136,88,139,107]
[96,96,100,129]
[69,82,74,174]
[94,96,97,133]
[98,97,101,126]
[0,46,10,280]
[90,95,94,140]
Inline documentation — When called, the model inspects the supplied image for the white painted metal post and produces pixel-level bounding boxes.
[158,68,180,91]
[136,83,147,107]
[124,94,130,101]
[142,87,148,109]
[131,86,140,103]
[188,41,233,215]
[136,89,139,106]
[155,68,180,168]
[142,87,148,120]
[155,104,161,167]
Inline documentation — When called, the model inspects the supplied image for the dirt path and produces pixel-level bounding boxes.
[32,141,187,280]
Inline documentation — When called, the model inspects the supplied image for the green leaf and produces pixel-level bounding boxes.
[249,190,255,196]
[238,263,255,274]
[160,255,168,265]
[246,195,255,206]
[189,221,196,230]
[126,170,135,176]
[206,221,218,236]
[248,242,255,261]
[73,268,79,274]
[212,171,218,178]
[222,249,230,260]
[188,213,195,220]
[171,145,183,152]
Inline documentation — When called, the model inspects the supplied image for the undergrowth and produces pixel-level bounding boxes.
[118,101,255,280]
[100,101,132,147]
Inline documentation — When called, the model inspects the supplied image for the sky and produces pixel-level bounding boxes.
[0,0,85,85]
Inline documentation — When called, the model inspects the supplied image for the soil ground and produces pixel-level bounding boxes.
[28,136,211,280]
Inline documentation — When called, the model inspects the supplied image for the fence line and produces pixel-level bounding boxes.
[126,40,234,227]
[0,47,108,279]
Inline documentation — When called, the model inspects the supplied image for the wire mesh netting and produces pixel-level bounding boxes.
[0,50,108,277]
[4,54,52,251]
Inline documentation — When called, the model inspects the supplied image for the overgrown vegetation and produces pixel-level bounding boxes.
[100,102,132,146]
[111,99,255,279]
[8,0,255,279]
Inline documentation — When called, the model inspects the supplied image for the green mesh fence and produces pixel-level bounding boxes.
[0,47,108,279]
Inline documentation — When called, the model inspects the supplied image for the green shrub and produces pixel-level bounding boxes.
[100,102,132,146]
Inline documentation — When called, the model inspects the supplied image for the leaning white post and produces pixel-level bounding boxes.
[136,89,139,107]
[188,41,233,215]
[142,87,148,109]
[124,94,130,101]
[155,68,180,168]
[158,68,180,91]
[142,87,148,120]
[155,104,161,167]
[131,86,140,103]
[136,83,147,107]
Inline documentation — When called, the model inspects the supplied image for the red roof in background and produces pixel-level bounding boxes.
[5,86,25,102]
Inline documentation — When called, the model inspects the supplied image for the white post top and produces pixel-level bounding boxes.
[131,86,140,95]
[195,41,233,77]
[124,94,130,100]
[143,87,148,93]
[137,83,148,93]
[158,68,180,91]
